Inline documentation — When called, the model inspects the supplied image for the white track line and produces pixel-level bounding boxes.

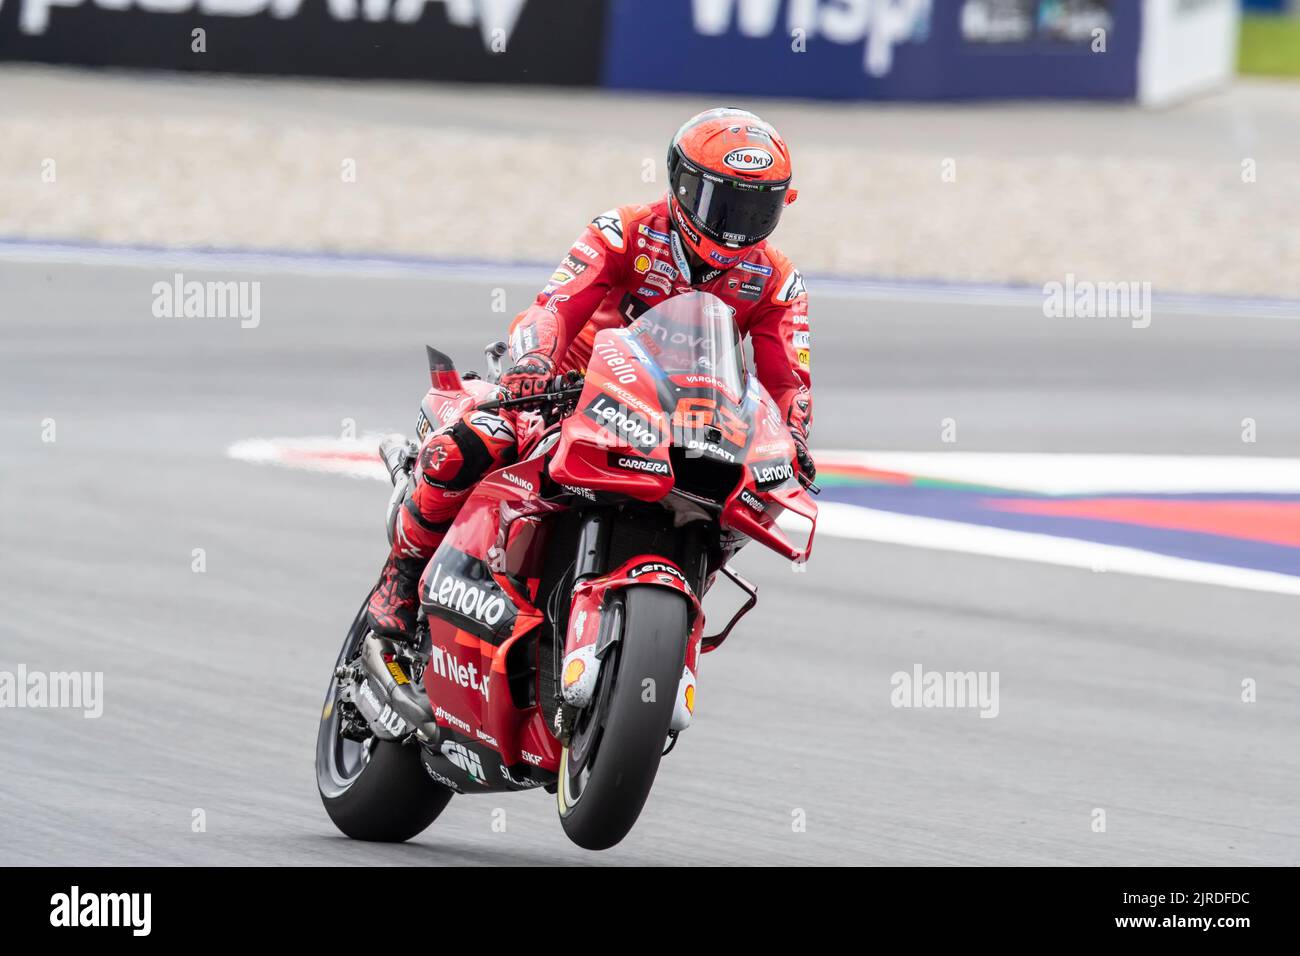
[818,450,1300,495]
[226,438,1300,596]
[783,503,1300,597]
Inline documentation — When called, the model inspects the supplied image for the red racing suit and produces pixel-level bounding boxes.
[509,198,811,431]
[392,197,811,562]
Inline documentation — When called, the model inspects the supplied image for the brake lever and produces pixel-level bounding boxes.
[798,474,821,496]
[475,385,585,415]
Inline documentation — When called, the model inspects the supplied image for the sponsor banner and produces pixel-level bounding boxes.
[422,546,517,643]
[602,0,1141,100]
[0,0,606,84]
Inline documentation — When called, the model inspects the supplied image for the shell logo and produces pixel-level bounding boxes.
[684,683,695,714]
[563,659,586,687]
[633,254,651,274]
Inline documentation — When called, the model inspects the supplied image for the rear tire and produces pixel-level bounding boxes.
[558,586,688,850]
[320,737,452,843]
[316,593,453,843]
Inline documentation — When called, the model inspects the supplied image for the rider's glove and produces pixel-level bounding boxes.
[792,431,816,482]
[500,353,555,402]
[787,390,814,481]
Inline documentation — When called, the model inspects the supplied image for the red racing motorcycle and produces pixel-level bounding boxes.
[316,291,817,850]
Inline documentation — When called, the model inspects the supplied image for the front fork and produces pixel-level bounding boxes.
[556,514,706,739]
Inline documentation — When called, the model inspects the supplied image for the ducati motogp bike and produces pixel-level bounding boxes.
[316,291,817,850]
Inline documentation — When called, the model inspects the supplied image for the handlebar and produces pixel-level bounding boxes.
[475,383,586,415]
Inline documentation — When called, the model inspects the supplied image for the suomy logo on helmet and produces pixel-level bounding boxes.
[723,147,774,172]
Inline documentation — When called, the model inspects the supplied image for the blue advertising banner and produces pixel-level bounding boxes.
[602,0,1141,100]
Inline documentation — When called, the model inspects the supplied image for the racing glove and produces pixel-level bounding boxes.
[500,353,555,402]
[787,389,815,481]
[792,432,816,483]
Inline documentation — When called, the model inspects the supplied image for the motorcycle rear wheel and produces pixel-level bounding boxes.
[316,594,453,842]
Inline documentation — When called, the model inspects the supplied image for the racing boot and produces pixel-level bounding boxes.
[366,495,446,640]
[366,551,425,640]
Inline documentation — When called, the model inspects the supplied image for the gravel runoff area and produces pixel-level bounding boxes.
[2,65,1298,299]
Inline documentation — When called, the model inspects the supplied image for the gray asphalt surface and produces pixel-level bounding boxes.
[1,259,1298,865]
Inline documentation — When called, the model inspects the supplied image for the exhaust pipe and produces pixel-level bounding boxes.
[360,634,440,743]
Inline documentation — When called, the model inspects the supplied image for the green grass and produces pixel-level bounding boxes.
[1239,14,1300,77]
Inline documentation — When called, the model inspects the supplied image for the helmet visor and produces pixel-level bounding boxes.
[673,166,788,247]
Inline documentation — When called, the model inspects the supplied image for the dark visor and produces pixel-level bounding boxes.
[674,167,788,247]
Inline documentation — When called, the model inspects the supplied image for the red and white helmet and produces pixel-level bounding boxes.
[666,108,797,269]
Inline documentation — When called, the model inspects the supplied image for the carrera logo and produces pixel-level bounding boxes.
[643,271,672,293]
[588,396,661,450]
[740,488,766,513]
[723,147,774,172]
[425,561,510,630]
[611,453,670,476]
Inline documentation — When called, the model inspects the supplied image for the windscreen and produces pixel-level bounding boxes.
[624,291,747,403]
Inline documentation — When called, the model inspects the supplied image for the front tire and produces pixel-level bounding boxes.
[558,586,688,850]
[316,594,453,843]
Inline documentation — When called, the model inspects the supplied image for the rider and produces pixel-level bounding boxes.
[367,107,814,640]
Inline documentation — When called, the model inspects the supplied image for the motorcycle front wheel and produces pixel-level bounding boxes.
[557,586,688,851]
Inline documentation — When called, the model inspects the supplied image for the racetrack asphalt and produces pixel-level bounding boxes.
[1,258,1297,865]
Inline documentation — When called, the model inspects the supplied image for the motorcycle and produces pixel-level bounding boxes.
[316,291,818,851]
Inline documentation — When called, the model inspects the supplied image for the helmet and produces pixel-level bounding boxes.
[666,108,797,270]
